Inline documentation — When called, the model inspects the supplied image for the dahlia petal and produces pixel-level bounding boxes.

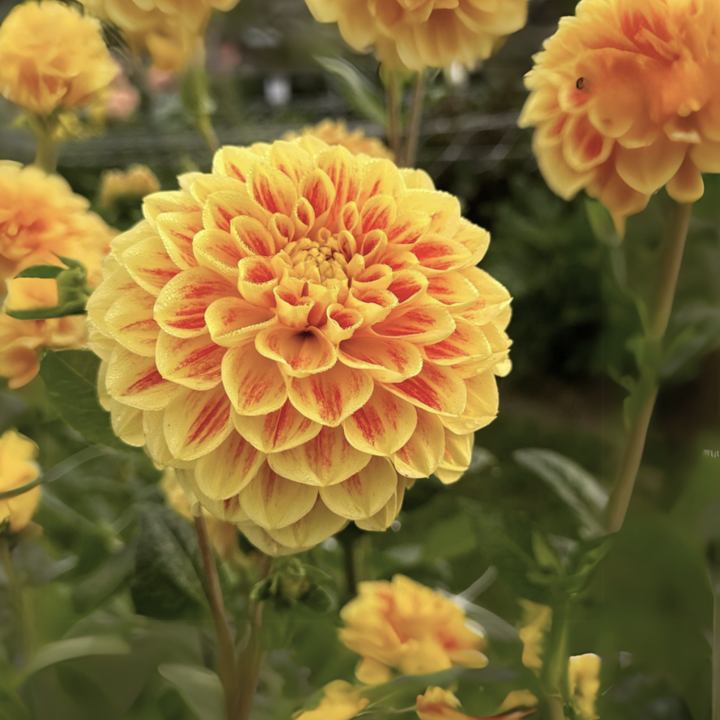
[615,136,688,195]
[255,325,337,377]
[293,197,317,237]
[250,163,298,216]
[156,331,226,390]
[374,305,456,344]
[231,215,276,256]
[354,478,406,532]
[423,319,493,365]
[426,272,479,312]
[384,362,467,417]
[361,194,398,233]
[452,218,491,265]
[164,385,232,461]
[268,141,315,184]
[459,267,513,324]
[320,456,398,520]
[287,362,373,427]
[349,263,394,291]
[268,425,371,486]
[386,210,431,245]
[233,401,322,453]
[345,287,398,324]
[105,287,159,357]
[665,155,704,203]
[690,141,720,173]
[412,236,473,273]
[316,146,362,225]
[399,168,435,191]
[697,97,720,142]
[193,229,245,279]
[357,159,405,206]
[195,432,264,500]
[387,270,429,306]
[440,371,499,434]
[518,89,561,127]
[143,410,183,467]
[222,341,287,416]
[122,232,181,296]
[343,384,417,456]
[534,140,591,200]
[143,190,199,224]
[587,94,635,140]
[155,211,202,269]
[268,214,296,248]
[401,189,461,235]
[86,267,139,336]
[206,297,276,347]
[237,524,301,556]
[105,347,180,410]
[213,145,267,183]
[590,170,649,236]
[322,305,364,344]
[203,189,270,231]
[274,287,316,329]
[266,497,348,549]
[392,409,445,478]
[237,256,280,307]
[188,174,244,205]
[109,400,145,447]
[307,282,344,325]
[240,464,318,529]
[300,168,337,222]
[434,429,474,484]
[338,335,423,383]
[155,267,237,338]
[563,113,614,172]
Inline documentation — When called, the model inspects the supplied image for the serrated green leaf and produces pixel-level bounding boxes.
[158,664,224,720]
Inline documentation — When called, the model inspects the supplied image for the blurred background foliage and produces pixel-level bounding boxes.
[1,0,719,718]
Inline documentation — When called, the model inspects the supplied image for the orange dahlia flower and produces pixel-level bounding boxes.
[305,0,530,71]
[416,687,537,720]
[87,138,511,555]
[80,0,239,72]
[284,120,393,161]
[0,430,40,534]
[519,0,720,234]
[339,574,488,683]
[0,0,115,117]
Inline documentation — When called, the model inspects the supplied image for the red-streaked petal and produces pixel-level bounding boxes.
[412,235,473,273]
[386,210,431,245]
[143,190,199,224]
[213,146,268,183]
[345,287,397,324]
[338,335,423,383]
[233,401,322,453]
[86,267,139,337]
[300,168,337,222]
[384,362,466,416]
[322,305,364,344]
[156,331,226,390]
[155,211,202,269]
[194,432,265,500]
[203,189,270,231]
[193,229,245,280]
[441,371,499,434]
[392,409,445,478]
[401,189,461,235]
[222,341,287,416]
[316,146,362,226]
[231,215,276,257]
[434,429,474,484]
[320,456,398,520]
[163,385,232,461]
[237,256,279,307]
[343,384,417,456]
[274,286,315,329]
[423,319,492,366]
[122,232,181,296]
[453,217,491,265]
[361,194,398,233]
[105,287,159,357]
[206,297,276,347]
[240,464,318,529]
[357,159,405,205]
[287,363,373,427]
[249,163,298,215]
[426,272,479,311]
[373,305,456,345]
[459,267,512,325]
[255,325,337,377]
[105,347,180,410]
[267,425,371,486]
[268,141,314,184]
[387,270,429,306]
[267,496,348,549]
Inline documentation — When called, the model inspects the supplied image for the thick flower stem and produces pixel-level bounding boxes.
[606,201,692,533]
[542,603,570,720]
[32,116,58,174]
[402,71,425,168]
[385,77,402,162]
[194,515,237,720]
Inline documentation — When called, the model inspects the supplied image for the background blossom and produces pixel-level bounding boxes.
[0,430,40,533]
[284,120,393,160]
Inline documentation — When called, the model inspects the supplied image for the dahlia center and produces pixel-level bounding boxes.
[283,233,349,286]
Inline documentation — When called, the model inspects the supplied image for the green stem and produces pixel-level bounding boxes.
[402,71,425,168]
[714,592,720,720]
[385,76,402,162]
[606,201,692,533]
[33,116,58,173]
[0,538,29,664]
[198,113,220,155]
[547,695,567,720]
[542,604,570,720]
[194,515,237,720]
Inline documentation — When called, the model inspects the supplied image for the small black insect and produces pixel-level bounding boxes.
[576,77,585,90]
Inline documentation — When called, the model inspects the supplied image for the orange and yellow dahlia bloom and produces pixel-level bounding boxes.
[80,0,239,72]
[284,120,393,161]
[519,0,720,234]
[0,430,40,534]
[98,165,162,211]
[0,0,115,117]
[416,687,537,720]
[305,0,530,71]
[295,681,369,720]
[339,574,488,683]
[87,138,511,555]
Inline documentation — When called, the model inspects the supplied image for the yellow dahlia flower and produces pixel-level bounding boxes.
[98,165,162,211]
[517,600,552,674]
[80,0,239,72]
[339,574,488,684]
[519,0,720,235]
[0,0,115,117]
[161,468,241,561]
[568,654,601,720]
[0,162,113,289]
[305,0,530,71]
[87,138,511,555]
[295,681,369,720]
[284,120,393,161]
[0,430,40,534]
[416,687,537,720]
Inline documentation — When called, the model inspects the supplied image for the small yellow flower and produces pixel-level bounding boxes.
[416,687,537,720]
[568,654,601,720]
[517,600,552,674]
[80,0,240,72]
[518,0,720,234]
[339,575,488,684]
[305,0,530,71]
[161,468,241,562]
[87,138,511,555]
[0,0,115,116]
[0,430,40,534]
[295,680,369,720]
[284,120,393,160]
[98,165,162,211]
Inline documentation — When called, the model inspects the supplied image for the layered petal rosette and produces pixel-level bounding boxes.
[305,0,530,71]
[87,137,511,555]
[519,0,720,234]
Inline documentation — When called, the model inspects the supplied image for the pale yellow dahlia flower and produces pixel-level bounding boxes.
[416,687,537,720]
[568,654,601,720]
[98,165,162,211]
[0,430,40,533]
[339,575,488,683]
[284,120,393,161]
[295,681,369,720]
[87,138,511,555]
[305,0,530,71]
[80,0,239,72]
[519,0,720,235]
[0,0,115,117]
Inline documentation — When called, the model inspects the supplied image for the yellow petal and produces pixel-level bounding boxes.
[434,429,474,484]
[392,409,446,478]
[615,136,688,195]
[110,400,145,447]
[384,363,467,417]
[412,236,473,274]
[665,154,705,203]
[423,319,492,366]
[373,305,456,345]
[156,331,226,390]
[562,113,614,172]
[249,162,298,216]
[268,140,315,184]
[122,230,180,296]
[401,189,461,236]
[425,272,479,312]
[105,287,159,357]
[441,371,498,434]
[193,229,245,280]
[206,297,276,347]
[354,477,406,532]
[233,400,321,453]
[237,255,279,307]
[255,325,337,377]
[267,497,348,549]
[231,215,276,256]
[155,211,202,269]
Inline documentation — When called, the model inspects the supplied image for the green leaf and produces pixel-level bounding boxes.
[514,449,607,539]
[585,198,621,247]
[315,56,387,125]
[38,349,130,451]
[422,513,476,561]
[23,636,130,677]
[14,264,65,280]
[158,664,224,720]
[72,541,137,613]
